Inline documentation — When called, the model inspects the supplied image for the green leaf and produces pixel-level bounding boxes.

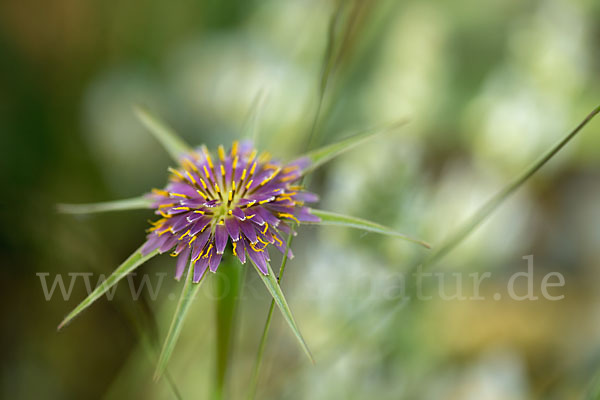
[56,196,152,214]
[154,263,208,381]
[57,247,159,330]
[214,261,244,399]
[308,208,431,249]
[423,105,600,268]
[298,119,408,176]
[134,105,192,162]
[251,259,314,364]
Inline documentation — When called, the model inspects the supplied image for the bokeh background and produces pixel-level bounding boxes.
[2,0,600,399]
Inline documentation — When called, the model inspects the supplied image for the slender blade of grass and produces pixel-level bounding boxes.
[423,105,599,268]
[250,259,313,364]
[154,263,208,381]
[57,247,159,330]
[308,208,431,249]
[56,196,152,214]
[134,105,192,162]
[298,119,408,176]
[214,261,244,400]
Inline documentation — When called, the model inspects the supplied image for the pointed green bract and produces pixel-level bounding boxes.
[423,105,600,268]
[251,259,314,363]
[57,196,152,214]
[57,247,159,330]
[154,264,208,381]
[298,119,409,176]
[308,208,431,249]
[134,106,192,162]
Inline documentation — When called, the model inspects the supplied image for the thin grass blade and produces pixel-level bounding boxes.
[134,106,192,162]
[308,208,431,249]
[251,259,313,363]
[154,263,208,381]
[57,196,151,214]
[298,119,408,176]
[57,247,159,330]
[424,105,600,268]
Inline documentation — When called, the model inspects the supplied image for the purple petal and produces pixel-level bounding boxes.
[175,247,191,280]
[215,223,228,254]
[247,246,268,275]
[159,234,178,253]
[297,207,320,222]
[239,220,258,243]
[225,217,241,241]
[234,239,247,264]
[193,256,209,282]
[141,233,162,256]
[231,207,246,220]
[209,251,223,272]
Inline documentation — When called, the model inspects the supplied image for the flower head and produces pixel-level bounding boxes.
[141,140,319,281]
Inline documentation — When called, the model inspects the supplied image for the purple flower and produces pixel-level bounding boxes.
[141,141,319,281]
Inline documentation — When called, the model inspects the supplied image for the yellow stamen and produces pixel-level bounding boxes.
[232,155,238,170]
[172,207,190,211]
[259,199,271,204]
[232,181,236,191]
[152,188,169,196]
[245,180,253,190]
[203,165,210,179]
[220,164,226,176]
[194,210,205,214]
[202,146,214,169]
[185,171,197,185]
[272,235,283,246]
[168,167,184,180]
[189,235,197,246]
[158,203,175,209]
[262,223,269,235]
[228,191,233,202]
[196,190,207,199]
[257,236,269,245]
[215,183,220,193]
[241,169,247,180]
[249,161,257,176]
[218,145,226,161]
[278,213,299,223]
[232,241,237,256]
[170,192,188,198]
[199,178,208,190]
[231,140,239,156]
[179,229,190,240]
[203,244,213,258]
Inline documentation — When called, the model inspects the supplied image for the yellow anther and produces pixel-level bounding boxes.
[170,192,188,198]
[185,171,197,185]
[272,235,283,246]
[194,210,205,214]
[159,210,170,218]
[245,180,253,190]
[231,141,239,156]
[202,146,214,169]
[158,203,175,208]
[249,161,257,176]
[257,236,269,245]
[203,165,210,179]
[232,241,237,256]
[215,183,220,193]
[228,210,233,215]
[152,188,169,196]
[228,191,233,202]
[280,175,296,182]
[179,229,190,240]
[203,244,213,258]
[196,190,207,199]
[232,155,238,170]
[220,164,226,176]
[262,223,269,235]
[241,169,247,180]
[168,167,184,180]
[158,227,171,236]
[189,235,197,246]
[173,207,190,211]
[259,199,271,204]
[232,180,236,191]
[248,149,257,161]
[278,213,299,223]
[283,165,299,173]
[250,242,264,252]
[246,214,255,220]
[218,145,226,161]
[258,151,271,163]
[199,178,208,190]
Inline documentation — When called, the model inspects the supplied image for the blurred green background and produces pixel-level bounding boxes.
[2,0,600,399]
